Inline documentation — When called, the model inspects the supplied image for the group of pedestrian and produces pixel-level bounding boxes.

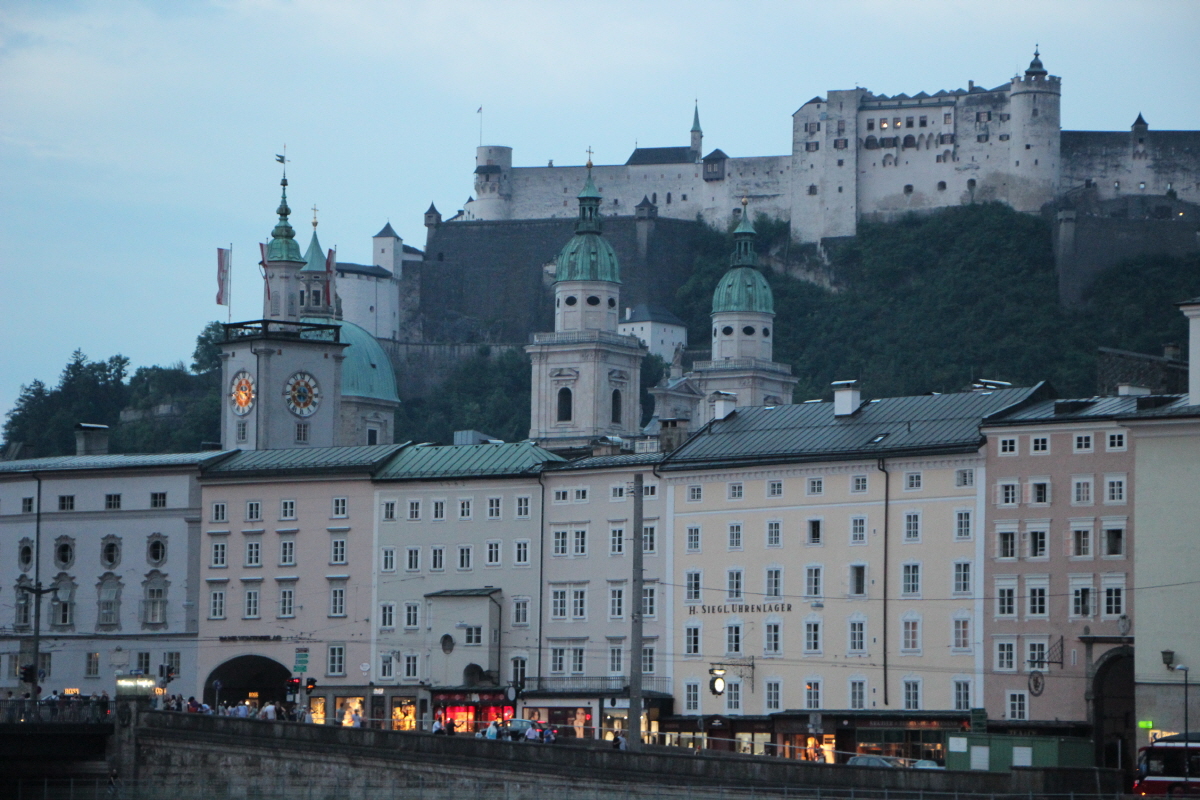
[1,688,111,723]
[160,694,314,722]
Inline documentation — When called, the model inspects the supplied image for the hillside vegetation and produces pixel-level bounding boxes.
[7,204,1200,456]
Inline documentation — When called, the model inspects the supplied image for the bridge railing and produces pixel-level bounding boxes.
[0,697,113,724]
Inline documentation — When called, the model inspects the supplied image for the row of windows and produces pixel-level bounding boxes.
[20,535,168,572]
[549,584,657,621]
[996,431,1125,456]
[994,476,1126,507]
[863,113,953,132]
[553,484,657,503]
[8,492,170,514]
[684,510,972,552]
[211,498,348,523]
[687,560,973,602]
[687,613,972,659]
[682,675,972,714]
[706,470,972,502]
[550,525,656,557]
[992,575,1125,620]
[993,526,1125,560]
[14,576,169,630]
[380,541,528,573]
[210,537,346,569]
[383,495,532,522]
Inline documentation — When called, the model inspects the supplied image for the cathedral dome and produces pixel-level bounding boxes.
[712,267,774,315]
[303,318,399,403]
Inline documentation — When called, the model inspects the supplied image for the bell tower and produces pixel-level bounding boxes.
[526,160,646,450]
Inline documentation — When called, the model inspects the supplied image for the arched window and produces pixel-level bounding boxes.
[97,573,122,629]
[611,390,622,425]
[142,571,169,628]
[557,388,573,422]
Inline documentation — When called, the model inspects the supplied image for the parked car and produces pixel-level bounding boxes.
[499,718,552,741]
[912,759,945,770]
[846,755,902,768]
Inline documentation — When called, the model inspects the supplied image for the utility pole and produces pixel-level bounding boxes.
[628,473,644,751]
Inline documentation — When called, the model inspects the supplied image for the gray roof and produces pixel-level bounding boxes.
[549,452,665,471]
[0,451,233,475]
[374,442,564,481]
[984,394,1190,426]
[703,149,729,161]
[621,303,686,326]
[424,588,502,598]
[203,444,407,478]
[661,385,1048,471]
[374,222,399,239]
[336,261,392,279]
[625,146,694,166]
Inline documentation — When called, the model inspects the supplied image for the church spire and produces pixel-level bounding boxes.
[266,169,303,263]
[731,196,758,267]
[574,151,603,235]
[690,101,703,159]
[691,102,702,134]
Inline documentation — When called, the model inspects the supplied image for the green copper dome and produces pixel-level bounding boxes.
[266,178,304,263]
[712,267,774,314]
[554,168,621,283]
[301,230,326,272]
[302,318,399,404]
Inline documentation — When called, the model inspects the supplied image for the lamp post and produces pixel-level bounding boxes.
[18,582,63,702]
[1163,650,1190,785]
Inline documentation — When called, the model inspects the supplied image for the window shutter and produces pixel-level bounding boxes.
[1063,530,1073,556]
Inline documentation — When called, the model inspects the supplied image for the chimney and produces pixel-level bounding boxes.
[832,380,861,417]
[75,423,110,456]
[1164,342,1182,361]
[659,418,689,453]
[711,391,737,421]
[1117,384,1151,396]
[591,436,623,457]
[1178,298,1200,405]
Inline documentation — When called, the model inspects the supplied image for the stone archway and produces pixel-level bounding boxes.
[1093,646,1135,774]
[203,654,290,708]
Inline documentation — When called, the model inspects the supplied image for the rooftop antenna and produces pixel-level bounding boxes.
[311,204,318,229]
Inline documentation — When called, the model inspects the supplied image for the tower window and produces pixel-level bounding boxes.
[721,326,734,336]
[557,388,573,422]
[937,181,947,191]
[586,296,600,306]
[904,184,913,194]
[762,327,770,337]
[608,298,616,308]
[742,326,755,336]
[967,179,977,191]
[565,296,578,306]
[611,390,622,425]
[312,290,321,306]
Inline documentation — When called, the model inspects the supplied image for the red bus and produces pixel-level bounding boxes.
[1133,734,1200,796]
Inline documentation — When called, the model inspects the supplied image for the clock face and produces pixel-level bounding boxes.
[230,371,256,416]
[285,372,320,417]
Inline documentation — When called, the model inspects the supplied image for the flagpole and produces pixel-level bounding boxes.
[228,243,233,323]
[479,106,483,146]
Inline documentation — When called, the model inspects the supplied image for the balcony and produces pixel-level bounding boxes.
[524,675,673,695]
[529,331,642,348]
[692,358,793,375]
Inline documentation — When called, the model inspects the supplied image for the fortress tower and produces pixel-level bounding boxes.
[1004,49,1062,212]
[472,145,514,220]
[526,163,646,450]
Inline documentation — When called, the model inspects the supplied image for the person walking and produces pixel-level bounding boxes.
[485,720,498,740]
[524,725,540,744]
[432,717,444,735]
[350,707,362,728]
[445,717,457,736]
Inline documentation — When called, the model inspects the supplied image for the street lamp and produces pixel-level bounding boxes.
[18,582,64,700]
[1164,651,1190,785]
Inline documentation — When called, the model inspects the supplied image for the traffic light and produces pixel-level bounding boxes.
[305,678,317,692]
[166,665,177,683]
[159,664,177,684]
[286,677,301,694]
[20,664,36,684]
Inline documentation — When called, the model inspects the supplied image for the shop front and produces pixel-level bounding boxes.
[433,689,513,736]
[795,711,971,764]
[660,715,774,754]
[522,688,672,741]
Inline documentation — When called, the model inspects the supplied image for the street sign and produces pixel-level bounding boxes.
[295,654,309,663]
[293,666,307,673]
[1139,720,1154,729]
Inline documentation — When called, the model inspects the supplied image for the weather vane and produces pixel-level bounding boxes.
[312,204,319,229]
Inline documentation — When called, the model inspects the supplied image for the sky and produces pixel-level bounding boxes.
[2,0,1198,425]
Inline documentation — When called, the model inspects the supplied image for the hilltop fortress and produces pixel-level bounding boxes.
[455,51,1199,246]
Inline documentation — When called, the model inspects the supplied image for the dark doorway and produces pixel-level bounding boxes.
[203,654,290,708]
[1093,647,1135,775]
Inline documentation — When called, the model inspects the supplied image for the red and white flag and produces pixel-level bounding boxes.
[216,248,231,306]
[325,247,336,305]
[258,242,271,302]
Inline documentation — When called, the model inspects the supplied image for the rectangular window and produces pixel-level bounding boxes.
[516,496,530,518]
[513,598,529,626]
[641,586,656,617]
[573,529,588,556]
[727,682,741,712]
[246,501,261,521]
[279,588,294,618]
[329,587,346,616]
[805,621,821,653]
[807,477,824,496]
[1032,482,1049,504]
[574,488,588,502]
[727,523,742,550]
[431,547,444,571]
[641,646,655,675]
[1000,483,1019,505]
[766,568,782,599]
[514,540,530,565]
[944,113,953,125]
[379,654,394,679]
[1008,691,1028,721]
[1028,586,1047,616]
[609,647,623,674]
[727,623,743,655]
[609,528,625,555]
[382,501,396,521]
[849,620,866,653]
[1029,529,1047,558]
[236,421,247,442]
[766,521,781,547]
[487,541,501,566]
[610,485,625,500]
[850,565,867,596]
[853,475,868,493]
[330,539,346,565]
[902,619,920,652]
[1074,433,1093,453]
[685,683,699,712]
[212,502,227,522]
[553,489,568,503]
[553,530,568,556]
[954,562,972,594]
[685,625,700,655]
[727,569,743,601]
[137,652,151,674]
[1104,528,1125,556]
[85,651,100,677]
[105,493,121,510]
[686,526,701,552]
[405,655,419,679]
[905,472,922,490]
[432,501,445,521]
[765,623,781,655]
[244,589,259,618]
[1105,586,1124,616]
[465,626,483,646]
[1028,641,1047,669]
[687,485,702,502]
[1073,586,1093,617]
[954,618,971,650]
[150,492,167,509]
[551,589,567,619]
[210,541,227,568]
[245,540,261,567]
[1106,478,1125,503]
[1032,436,1049,453]
[379,603,395,629]
[999,437,1017,455]
[406,547,420,571]
[381,547,395,572]
[997,586,1016,616]
[1107,432,1126,451]
[404,602,419,628]
[642,525,656,554]
[572,589,587,619]
[327,645,345,676]
[686,571,702,603]
[807,519,822,545]
[1073,529,1092,557]
[209,590,225,619]
[728,482,743,500]
[904,680,920,711]
[954,680,971,711]
[407,500,421,521]
[805,566,822,598]
[767,480,783,498]
[851,516,866,544]
[956,510,972,539]
[805,680,821,710]
[999,530,1016,559]
[332,497,347,518]
[609,587,624,618]
[902,563,920,596]
[956,469,975,487]
[904,512,920,541]
[458,499,471,519]
[457,546,472,570]
[850,680,866,710]
[488,497,502,519]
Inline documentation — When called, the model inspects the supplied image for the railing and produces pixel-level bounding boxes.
[692,358,793,375]
[0,697,113,724]
[530,330,642,348]
[223,319,341,343]
[526,675,672,693]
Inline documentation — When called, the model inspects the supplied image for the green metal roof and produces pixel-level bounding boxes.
[301,318,399,404]
[691,103,702,134]
[712,266,774,314]
[301,230,326,273]
[555,169,620,283]
[266,178,304,263]
[0,451,233,475]
[374,441,564,481]
[203,444,407,477]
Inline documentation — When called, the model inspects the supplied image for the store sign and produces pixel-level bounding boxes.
[690,603,793,616]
